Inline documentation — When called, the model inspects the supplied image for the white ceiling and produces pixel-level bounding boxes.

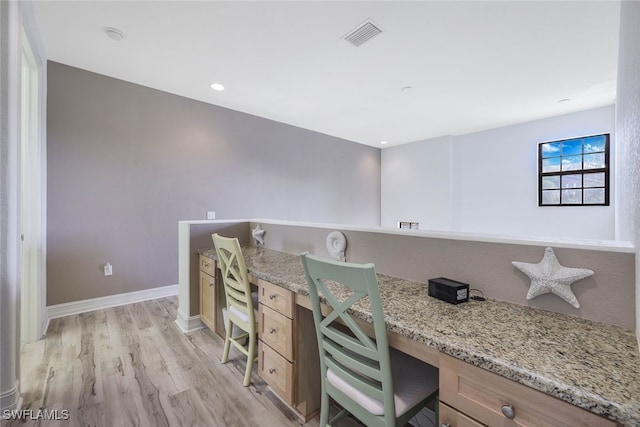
[32,1,620,148]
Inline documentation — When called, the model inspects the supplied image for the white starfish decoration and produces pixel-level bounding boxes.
[512,247,593,308]
[252,224,266,245]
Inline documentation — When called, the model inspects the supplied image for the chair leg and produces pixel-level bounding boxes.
[243,331,257,387]
[319,391,330,427]
[221,317,232,364]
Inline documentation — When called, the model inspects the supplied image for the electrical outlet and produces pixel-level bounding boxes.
[207,211,216,220]
[104,262,112,276]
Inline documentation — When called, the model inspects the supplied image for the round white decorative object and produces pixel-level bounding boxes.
[326,231,347,262]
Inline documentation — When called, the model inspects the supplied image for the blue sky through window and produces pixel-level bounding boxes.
[584,135,606,153]
[562,155,582,171]
[561,139,582,156]
[541,142,561,157]
[542,157,560,172]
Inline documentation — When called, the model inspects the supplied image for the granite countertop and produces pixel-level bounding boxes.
[199,246,640,425]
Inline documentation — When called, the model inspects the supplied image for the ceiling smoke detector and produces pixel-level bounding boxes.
[105,27,125,41]
[343,19,384,47]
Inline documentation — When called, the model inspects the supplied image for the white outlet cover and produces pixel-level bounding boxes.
[207,211,216,220]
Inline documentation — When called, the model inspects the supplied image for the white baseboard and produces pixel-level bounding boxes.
[175,310,204,333]
[47,284,179,321]
[0,380,21,412]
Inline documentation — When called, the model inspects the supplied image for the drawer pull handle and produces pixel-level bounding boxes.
[269,368,276,374]
[440,424,451,427]
[209,280,214,287]
[202,262,209,269]
[269,328,276,334]
[269,294,276,300]
[501,404,516,419]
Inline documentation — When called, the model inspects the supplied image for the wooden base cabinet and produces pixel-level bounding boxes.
[199,255,225,337]
[257,279,320,422]
[258,340,294,404]
[199,255,216,331]
[439,353,616,427]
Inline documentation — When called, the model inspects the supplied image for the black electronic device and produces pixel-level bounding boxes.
[428,277,469,304]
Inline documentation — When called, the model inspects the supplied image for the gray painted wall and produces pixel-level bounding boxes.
[46,62,380,305]
[250,222,635,328]
[615,1,640,341]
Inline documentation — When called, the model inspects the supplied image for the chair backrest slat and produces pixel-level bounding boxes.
[321,326,379,361]
[322,338,382,381]
[324,355,386,402]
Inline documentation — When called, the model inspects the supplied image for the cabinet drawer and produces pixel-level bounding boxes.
[259,279,294,318]
[439,402,484,427]
[259,304,294,361]
[199,255,215,276]
[259,341,294,405]
[440,354,616,427]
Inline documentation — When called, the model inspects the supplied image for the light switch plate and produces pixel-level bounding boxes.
[207,211,216,220]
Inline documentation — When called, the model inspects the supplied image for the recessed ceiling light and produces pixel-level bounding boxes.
[557,98,571,104]
[210,83,225,91]
[380,141,388,145]
[105,27,125,41]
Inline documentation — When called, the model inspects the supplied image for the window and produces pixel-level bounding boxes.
[538,134,609,206]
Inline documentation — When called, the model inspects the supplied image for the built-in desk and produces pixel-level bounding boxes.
[198,246,640,426]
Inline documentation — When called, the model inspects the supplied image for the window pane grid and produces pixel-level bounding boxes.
[538,134,609,206]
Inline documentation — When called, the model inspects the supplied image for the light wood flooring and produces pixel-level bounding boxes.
[6,296,362,427]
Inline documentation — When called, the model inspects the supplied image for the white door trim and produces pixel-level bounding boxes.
[19,1,47,344]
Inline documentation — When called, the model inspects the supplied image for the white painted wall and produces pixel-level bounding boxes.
[455,106,615,239]
[381,135,454,230]
[381,105,615,240]
[614,0,640,346]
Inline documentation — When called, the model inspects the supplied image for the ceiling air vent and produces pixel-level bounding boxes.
[343,19,384,47]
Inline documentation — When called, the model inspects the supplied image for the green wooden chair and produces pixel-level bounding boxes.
[300,252,439,427]
[212,233,258,387]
